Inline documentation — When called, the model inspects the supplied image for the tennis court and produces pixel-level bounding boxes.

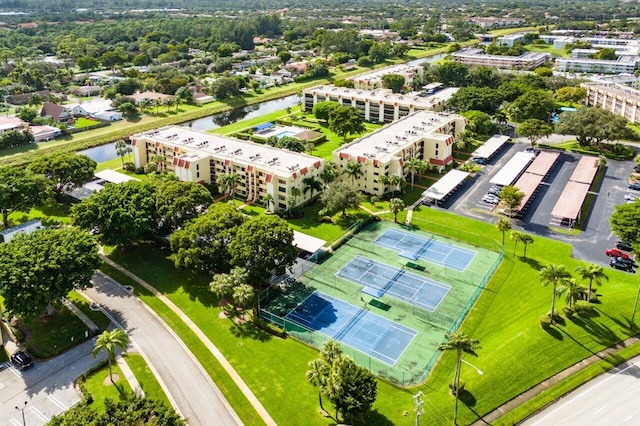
[375,228,477,272]
[286,291,417,366]
[336,255,451,312]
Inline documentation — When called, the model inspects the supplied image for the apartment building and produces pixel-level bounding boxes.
[555,56,638,74]
[348,64,424,91]
[497,33,526,47]
[451,48,550,70]
[332,111,466,196]
[582,81,640,124]
[130,126,325,210]
[303,85,457,123]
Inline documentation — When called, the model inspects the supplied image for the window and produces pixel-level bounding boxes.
[435,150,439,156]
[196,172,200,178]
[279,186,286,193]
[279,179,285,184]
[435,143,439,149]
[196,164,200,170]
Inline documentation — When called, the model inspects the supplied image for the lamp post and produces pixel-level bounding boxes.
[453,359,483,425]
[15,401,27,426]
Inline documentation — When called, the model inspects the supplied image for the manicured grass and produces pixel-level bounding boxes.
[210,107,296,136]
[124,353,171,407]
[66,291,112,331]
[525,44,570,58]
[97,264,266,426]
[83,362,132,413]
[21,305,91,359]
[7,199,72,227]
[74,117,103,129]
[286,202,369,243]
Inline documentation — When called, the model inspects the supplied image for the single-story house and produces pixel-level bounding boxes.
[65,99,120,120]
[40,102,71,123]
[131,91,173,105]
[74,85,102,97]
[93,110,122,121]
[30,125,62,142]
[0,220,42,243]
[7,90,51,106]
[193,92,215,105]
[0,117,27,133]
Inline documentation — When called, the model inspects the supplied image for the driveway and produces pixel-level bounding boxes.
[0,338,104,426]
[83,272,241,426]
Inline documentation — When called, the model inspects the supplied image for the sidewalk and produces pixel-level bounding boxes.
[99,254,277,426]
[471,333,640,425]
[62,298,100,334]
[116,354,145,397]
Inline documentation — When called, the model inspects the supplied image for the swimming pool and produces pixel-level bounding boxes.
[276,130,297,138]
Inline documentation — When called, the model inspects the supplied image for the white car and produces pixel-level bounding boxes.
[482,194,500,204]
[625,193,637,201]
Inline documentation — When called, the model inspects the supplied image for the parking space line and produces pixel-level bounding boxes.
[48,394,68,410]
[10,418,21,426]
[29,405,49,422]
[8,367,21,378]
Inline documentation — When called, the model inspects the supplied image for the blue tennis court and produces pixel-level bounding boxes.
[336,256,451,312]
[375,228,477,272]
[286,291,417,365]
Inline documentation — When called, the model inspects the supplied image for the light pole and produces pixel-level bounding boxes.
[15,401,27,426]
[453,358,483,425]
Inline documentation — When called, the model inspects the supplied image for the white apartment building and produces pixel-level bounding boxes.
[332,111,466,196]
[303,85,458,123]
[497,33,526,47]
[450,48,550,70]
[348,64,424,91]
[555,56,638,74]
[130,126,325,210]
[582,82,640,124]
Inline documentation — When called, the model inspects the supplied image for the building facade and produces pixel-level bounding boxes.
[332,111,466,196]
[130,126,325,210]
[451,49,550,70]
[556,57,638,74]
[303,85,458,123]
[348,64,424,91]
[582,82,640,124]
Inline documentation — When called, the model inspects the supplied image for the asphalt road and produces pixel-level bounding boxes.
[0,338,104,426]
[523,355,640,425]
[83,272,242,426]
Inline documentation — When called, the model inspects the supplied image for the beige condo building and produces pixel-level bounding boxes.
[582,81,640,124]
[130,126,325,210]
[333,110,466,196]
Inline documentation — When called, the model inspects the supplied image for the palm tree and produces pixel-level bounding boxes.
[216,172,240,204]
[210,273,233,303]
[303,176,322,200]
[389,198,405,223]
[305,358,329,413]
[139,98,153,114]
[495,218,511,246]
[262,193,274,212]
[377,174,390,195]
[319,161,339,188]
[540,264,572,324]
[438,331,481,425]
[404,157,422,189]
[93,329,130,384]
[114,139,131,168]
[520,233,534,259]
[232,284,256,320]
[388,174,404,196]
[343,160,363,185]
[289,187,301,211]
[510,231,521,257]
[575,264,609,303]
[556,278,586,309]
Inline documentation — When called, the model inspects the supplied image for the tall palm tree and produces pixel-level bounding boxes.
[377,174,390,195]
[540,264,572,324]
[575,264,609,303]
[388,174,404,196]
[319,161,339,188]
[305,358,329,413]
[495,218,511,246]
[232,284,256,320]
[289,187,302,210]
[404,157,422,189]
[303,176,322,200]
[343,160,363,185]
[510,231,521,257]
[262,193,274,212]
[520,233,534,259]
[438,331,481,425]
[556,278,586,309]
[93,329,130,384]
[216,173,240,204]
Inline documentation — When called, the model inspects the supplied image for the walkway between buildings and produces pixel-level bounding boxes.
[99,254,277,426]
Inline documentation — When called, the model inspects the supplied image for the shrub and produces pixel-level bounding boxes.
[123,162,135,171]
[317,216,334,223]
[574,300,595,315]
[562,305,575,318]
[539,314,552,330]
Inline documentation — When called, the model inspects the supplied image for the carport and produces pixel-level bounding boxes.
[287,231,328,278]
[490,151,536,186]
[421,169,470,205]
[513,151,560,213]
[550,156,600,228]
[471,134,510,162]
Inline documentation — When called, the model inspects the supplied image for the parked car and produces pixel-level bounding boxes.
[634,165,640,173]
[10,351,33,370]
[615,256,638,268]
[473,158,486,165]
[624,193,637,201]
[487,188,501,196]
[617,241,633,252]
[605,248,630,259]
[610,258,636,272]
[482,194,500,204]
[526,147,541,155]
[628,182,640,191]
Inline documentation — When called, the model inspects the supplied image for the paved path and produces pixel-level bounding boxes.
[116,355,144,397]
[99,254,276,425]
[83,272,243,426]
[61,298,100,334]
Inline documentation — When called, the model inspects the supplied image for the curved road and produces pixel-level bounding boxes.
[83,272,242,426]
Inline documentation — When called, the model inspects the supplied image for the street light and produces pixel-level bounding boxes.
[461,358,484,376]
[15,401,27,426]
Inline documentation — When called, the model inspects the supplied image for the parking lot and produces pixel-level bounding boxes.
[429,138,638,266]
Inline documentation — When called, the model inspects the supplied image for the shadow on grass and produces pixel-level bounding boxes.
[520,257,542,270]
[544,326,564,340]
[229,320,272,342]
[361,409,395,426]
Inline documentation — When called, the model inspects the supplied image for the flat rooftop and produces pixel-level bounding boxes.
[583,82,640,102]
[134,126,321,177]
[350,64,422,82]
[335,110,457,163]
[308,85,459,109]
[453,49,549,62]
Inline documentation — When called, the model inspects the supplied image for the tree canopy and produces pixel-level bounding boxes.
[155,178,213,234]
[0,226,100,318]
[609,202,640,250]
[381,74,406,93]
[328,105,365,139]
[28,153,97,198]
[555,107,629,146]
[320,181,362,216]
[518,118,553,147]
[0,166,50,228]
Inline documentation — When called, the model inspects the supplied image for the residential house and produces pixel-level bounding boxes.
[40,102,71,123]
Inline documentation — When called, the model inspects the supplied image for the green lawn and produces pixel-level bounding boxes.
[66,291,112,331]
[124,353,172,407]
[83,362,132,413]
[21,304,92,358]
[7,200,72,228]
[526,44,570,58]
[74,117,103,129]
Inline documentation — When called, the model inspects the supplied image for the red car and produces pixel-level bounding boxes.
[605,248,630,259]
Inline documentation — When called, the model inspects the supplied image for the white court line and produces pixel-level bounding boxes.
[594,404,608,414]
[48,394,69,410]
[10,418,21,426]
[625,415,634,422]
[529,358,640,425]
[30,405,49,422]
